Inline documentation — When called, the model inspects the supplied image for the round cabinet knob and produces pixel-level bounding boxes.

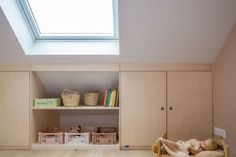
[161,107,165,111]
[169,107,173,110]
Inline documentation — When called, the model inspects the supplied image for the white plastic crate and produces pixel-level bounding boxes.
[64,132,90,145]
[81,126,97,142]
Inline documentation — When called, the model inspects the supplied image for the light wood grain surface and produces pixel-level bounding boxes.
[167,72,212,141]
[0,64,30,71]
[120,72,166,148]
[120,63,213,71]
[31,64,120,72]
[0,72,30,147]
[0,150,154,157]
[30,72,60,145]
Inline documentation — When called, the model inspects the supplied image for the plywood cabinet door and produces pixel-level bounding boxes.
[120,72,166,148]
[167,72,212,141]
[0,72,29,147]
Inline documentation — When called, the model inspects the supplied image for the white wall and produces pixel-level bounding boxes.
[1,0,236,63]
[213,23,236,156]
[59,110,119,128]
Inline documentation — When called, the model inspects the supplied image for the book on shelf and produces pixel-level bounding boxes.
[108,91,112,107]
[103,87,108,107]
[109,90,116,107]
[109,90,114,107]
[112,90,116,107]
[106,89,112,107]
[115,88,119,107]
[103,87,119,108]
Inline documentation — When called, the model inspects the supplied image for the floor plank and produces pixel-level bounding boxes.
[0,150,154,157]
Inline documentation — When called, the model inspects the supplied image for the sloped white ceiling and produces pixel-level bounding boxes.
[0,0,236,64]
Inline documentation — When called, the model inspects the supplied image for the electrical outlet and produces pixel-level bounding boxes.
[214,127,226,139]
[214,127,219,135]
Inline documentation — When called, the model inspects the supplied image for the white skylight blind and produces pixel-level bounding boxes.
[18,0,119,40]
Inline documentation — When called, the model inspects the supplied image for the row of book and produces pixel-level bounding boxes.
[103,88,119,107]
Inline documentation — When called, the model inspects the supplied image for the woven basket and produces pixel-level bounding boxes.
[84,91,100,106]
[61,89,80,107]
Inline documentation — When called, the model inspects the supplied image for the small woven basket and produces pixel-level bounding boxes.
[84,91,100,106]
[61,89,80,107]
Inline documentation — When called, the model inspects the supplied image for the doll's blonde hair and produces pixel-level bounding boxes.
[206,139,220,150]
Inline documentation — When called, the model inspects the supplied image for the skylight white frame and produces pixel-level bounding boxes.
[16,0,119,41]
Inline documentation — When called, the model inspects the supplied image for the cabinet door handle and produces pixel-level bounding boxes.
[169,107,173,110]
[161,107,165,111]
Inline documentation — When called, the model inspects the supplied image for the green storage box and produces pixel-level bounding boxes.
[33,98,61,108]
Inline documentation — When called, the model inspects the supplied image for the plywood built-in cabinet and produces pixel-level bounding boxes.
[0,64,213,150]
[120,71,213,148]
[167,72,212,141]
[0,72,30,148]
[120,72,167,149]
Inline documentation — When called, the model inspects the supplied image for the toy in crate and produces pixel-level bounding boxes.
[98,127,117,133]
[92,127,117,144]
[70,126,82,133]
[81,126,98,134]
[38,132,64,144]
[64,132,90,145]
[49,126,82,133]
[48,127,72,133]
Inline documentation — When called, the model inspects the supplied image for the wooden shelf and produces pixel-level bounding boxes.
[32,106,119,110]
[32,143,120,150]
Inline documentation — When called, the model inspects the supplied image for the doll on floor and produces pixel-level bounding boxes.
[186,139,219,155]
[152,138,221,157]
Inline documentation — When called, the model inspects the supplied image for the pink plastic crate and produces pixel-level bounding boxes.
[38,132,64,144]
[92,132,116,145]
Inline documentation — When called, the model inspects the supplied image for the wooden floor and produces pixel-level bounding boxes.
[0,150,154,157]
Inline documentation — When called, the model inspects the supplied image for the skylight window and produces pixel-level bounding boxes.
[17,0,119,40]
